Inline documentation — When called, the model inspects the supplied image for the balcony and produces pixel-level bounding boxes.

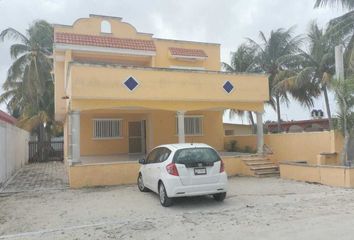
[66,61,269,112]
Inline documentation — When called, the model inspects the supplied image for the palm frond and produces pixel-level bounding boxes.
[314,0,354,10]
[0,28,29,45]
[10,44,30,59]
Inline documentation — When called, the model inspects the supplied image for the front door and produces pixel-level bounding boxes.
[128,121,146,154]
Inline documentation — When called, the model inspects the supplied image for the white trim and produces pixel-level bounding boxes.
[171,55,207,61]
[122,75,140,92]
[169,66,205,70]
[93,118,123,121]
[54,43,156,57]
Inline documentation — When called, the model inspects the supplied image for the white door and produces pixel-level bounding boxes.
[144,148,160,189]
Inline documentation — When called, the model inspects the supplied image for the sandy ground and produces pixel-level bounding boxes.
[1,177,354,240]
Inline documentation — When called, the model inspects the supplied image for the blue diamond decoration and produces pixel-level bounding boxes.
[223,81,234,93]
[124,76,139,91]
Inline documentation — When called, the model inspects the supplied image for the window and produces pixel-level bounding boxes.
[101,20,111,33]
[93,119,122,139]
[176,116,203,136]
[146,148,171,164]
[173,147,221,167]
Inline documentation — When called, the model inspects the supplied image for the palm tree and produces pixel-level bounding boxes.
[247,27,315,132]
[314,0,354,9]
[287,22,337,129]
[0,20,56,146]
[222,44,262,133]
[332,76,354,165]
[315,0,354,75]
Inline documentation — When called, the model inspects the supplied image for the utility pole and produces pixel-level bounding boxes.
[335,44,348,166]
[335,45,345,81]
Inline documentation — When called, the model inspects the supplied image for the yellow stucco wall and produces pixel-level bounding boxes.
[223,123,252,135]
[69,155,248,188]
[279,162,354,188]
[225,131,343,164]
[79,109,225,156]
[69,64,268,104]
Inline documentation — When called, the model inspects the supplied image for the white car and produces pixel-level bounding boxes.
[137,143,228,207]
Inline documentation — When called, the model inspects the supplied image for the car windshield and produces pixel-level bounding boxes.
[173,147,221,165]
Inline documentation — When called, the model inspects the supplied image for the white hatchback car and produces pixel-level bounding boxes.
[137,143,228,207]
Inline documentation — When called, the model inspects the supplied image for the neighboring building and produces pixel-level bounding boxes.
[266,119,330,133]
[223,123,253,136]
[53,15,268,186]
[0,110,16,125]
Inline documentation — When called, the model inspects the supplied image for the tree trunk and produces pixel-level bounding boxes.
[248,111,256,134]
[341,101,350,166]
[323,86,334,130]
[276,95,282,133]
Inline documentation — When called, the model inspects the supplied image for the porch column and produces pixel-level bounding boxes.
[177,111,186,143]
[71,111,81,164]
[256,111,264,155]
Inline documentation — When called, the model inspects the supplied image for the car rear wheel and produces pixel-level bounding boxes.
[137,174,149,192]
[159,182,173,207]
[213,192,226,202]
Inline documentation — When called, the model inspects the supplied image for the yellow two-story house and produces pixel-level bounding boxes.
[53,15,269,187]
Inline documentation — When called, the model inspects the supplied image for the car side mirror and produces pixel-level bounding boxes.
[139,159,146,164]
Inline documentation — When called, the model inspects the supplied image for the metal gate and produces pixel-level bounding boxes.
[29,141,64,163]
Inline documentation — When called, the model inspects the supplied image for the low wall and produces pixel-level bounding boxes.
[225,131,343,164]
[279,161,354,188]
[0,121,29,187]
[69,156,249,188]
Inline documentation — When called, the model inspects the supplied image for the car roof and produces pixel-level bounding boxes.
[156,143,212,151]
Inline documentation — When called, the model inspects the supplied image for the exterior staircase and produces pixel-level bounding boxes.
[242,155,279,177]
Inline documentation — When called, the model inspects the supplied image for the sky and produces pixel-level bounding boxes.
[0,0,346,123]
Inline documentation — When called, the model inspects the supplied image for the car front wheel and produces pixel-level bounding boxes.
[213,192,226,202]
[137,174,149,192]
[159,182,173,207]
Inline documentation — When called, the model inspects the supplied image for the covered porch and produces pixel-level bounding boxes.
[67,107,265,166]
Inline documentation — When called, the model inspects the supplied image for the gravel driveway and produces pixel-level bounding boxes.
[1,177,354,239]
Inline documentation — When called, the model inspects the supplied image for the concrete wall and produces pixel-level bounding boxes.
[0,121,29,187]
[225,131,343,164]
[223,123,252,136]
[279,162,354,188]
[69,155,248,188]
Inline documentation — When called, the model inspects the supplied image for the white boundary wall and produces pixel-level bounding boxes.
[0,120,29,187]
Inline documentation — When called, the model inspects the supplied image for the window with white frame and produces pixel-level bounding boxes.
[93,119,122,139]
[176,116,203,135]
[101,20,112,33]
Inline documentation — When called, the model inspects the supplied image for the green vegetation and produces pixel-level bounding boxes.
[0,20,61,140]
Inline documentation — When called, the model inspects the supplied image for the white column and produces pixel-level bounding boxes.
[177,111,186,143]
[335,45,345,81]
[256,112,264,154]
[71,111,81,163]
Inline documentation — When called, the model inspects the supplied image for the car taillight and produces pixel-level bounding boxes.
[220,160,225,173]
[166,163,179,176]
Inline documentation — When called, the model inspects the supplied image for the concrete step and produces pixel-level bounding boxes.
[245,161,274,166]
[250,165,278,171]
[255,171,280,177]
[242,157,268,161]
[254,168,279,175]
